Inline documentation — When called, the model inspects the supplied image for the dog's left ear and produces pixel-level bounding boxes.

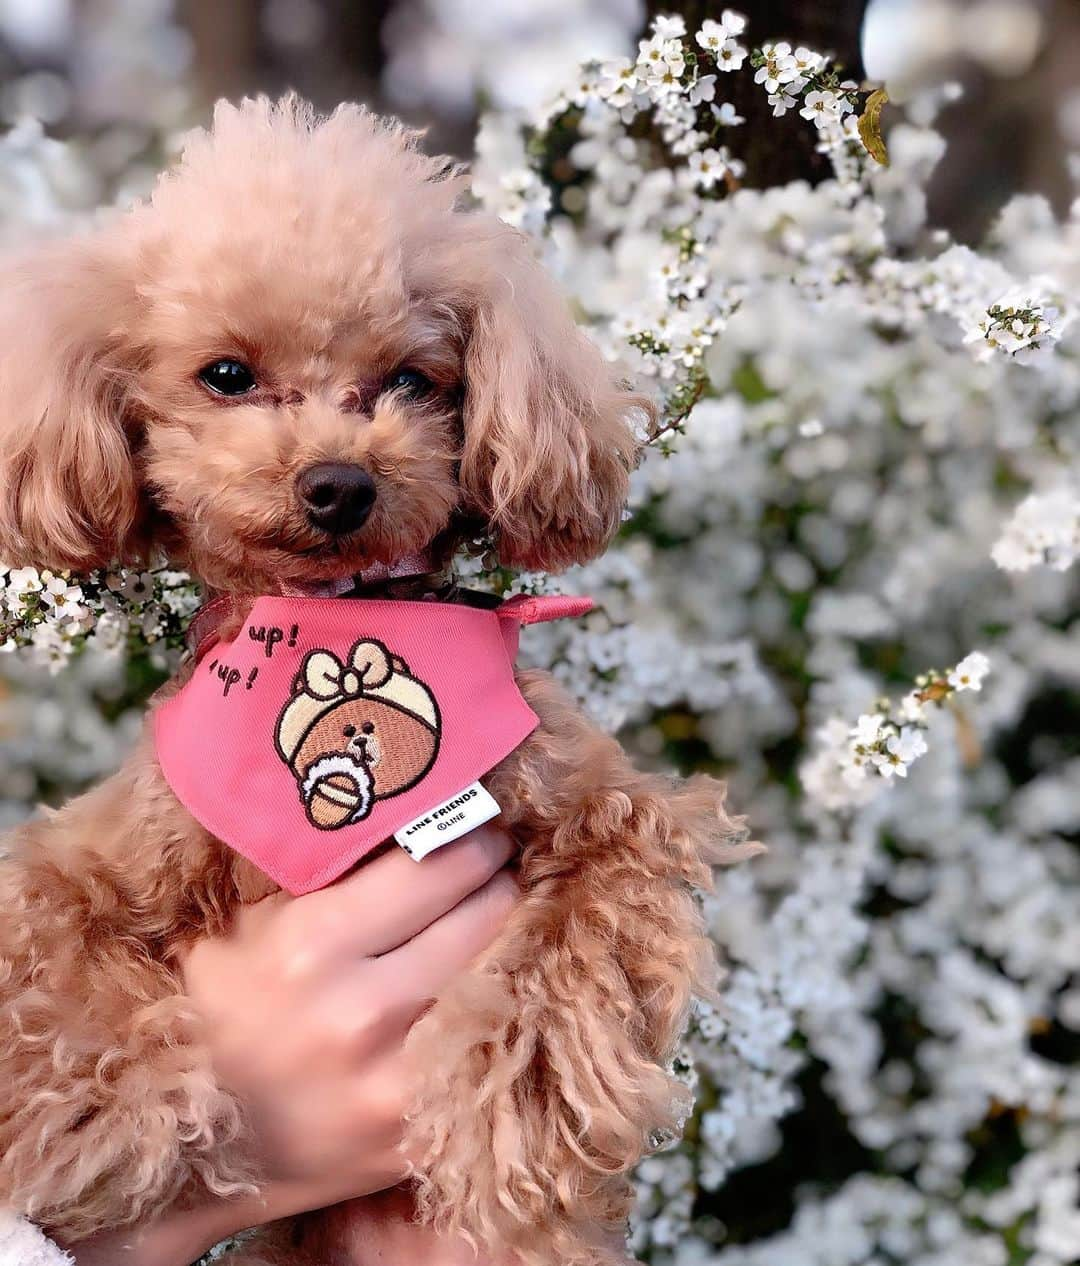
[454,219,648,571]
[0,227,145,571]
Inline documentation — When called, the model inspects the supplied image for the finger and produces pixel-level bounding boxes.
[296,823,516,959]
[377,868,518,1000]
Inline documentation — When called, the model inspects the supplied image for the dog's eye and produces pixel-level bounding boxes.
[385,368,432,400]
[198,359,256,396]
[343,725,356,738]
[362,721,375,734]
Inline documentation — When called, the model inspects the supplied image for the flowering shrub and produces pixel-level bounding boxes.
[800,653,990,811]
[464,9,1080,1263]
[3,5,1080,1264]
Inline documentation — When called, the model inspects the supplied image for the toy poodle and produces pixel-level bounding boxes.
[0,97,751,1265]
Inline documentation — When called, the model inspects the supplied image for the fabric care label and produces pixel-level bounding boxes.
[394,781,501,861]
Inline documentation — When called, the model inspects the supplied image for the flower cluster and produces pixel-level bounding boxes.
[493,14,898,435]
[695,12,748,72]
[577,11,751,191]
[457,7,1080,1263]
[0,562,199,672]
[963,291,1066,365]
[992,487,1080,573]
[750,40,859,129]
[801,654,990,811]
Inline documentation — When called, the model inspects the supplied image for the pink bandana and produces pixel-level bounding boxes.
[153,593,590,894]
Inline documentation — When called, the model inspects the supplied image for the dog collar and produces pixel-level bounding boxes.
[277,549,440,597]
[184,550,442,659]
[154,592,591,894]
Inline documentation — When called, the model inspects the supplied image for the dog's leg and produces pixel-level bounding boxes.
[0,750,255,1241]
[400,670,756,1266]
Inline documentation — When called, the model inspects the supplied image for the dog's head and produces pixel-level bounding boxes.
[0,96,645,592]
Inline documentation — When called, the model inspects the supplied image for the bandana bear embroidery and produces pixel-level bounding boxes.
[275,637,441,830]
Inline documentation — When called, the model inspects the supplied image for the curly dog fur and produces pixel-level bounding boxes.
[0,97,755,1264]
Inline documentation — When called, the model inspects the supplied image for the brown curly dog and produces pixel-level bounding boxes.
[0,97,752,1265]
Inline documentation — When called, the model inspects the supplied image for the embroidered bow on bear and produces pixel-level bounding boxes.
[303,640,395,700]
[274,637,442,831]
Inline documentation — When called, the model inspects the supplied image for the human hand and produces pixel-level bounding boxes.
[63,826,517,1266]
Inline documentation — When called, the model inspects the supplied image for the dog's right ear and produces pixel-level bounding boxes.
[0,227,145,571]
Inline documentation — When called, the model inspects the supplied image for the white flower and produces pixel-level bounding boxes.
[889,726,929,766]
[688,147,730,190]
[712,101,745,126]
[688,74,717,106]
[898,691,928,724]
[719,8,747,37]
[876,749,906,778]
[598,58,640,109]
[841,756,870,788]
[697,20,749,72]
[791,46,825,77]
[754,42,804,94]
[948,652,990,693]
[695,19,726,52]
[802,717,881,810]
[39,575,84,612]
[991,489,1080,573]
[716,38,748,71]
[851,713,885,748]
[6,565,43,598]
[652,15,686,40]
[637,35,685,85]
[800,88,843,126]
[768,90,799,117]
[568,63,604,105]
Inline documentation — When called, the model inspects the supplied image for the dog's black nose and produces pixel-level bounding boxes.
[297,462,376,535]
